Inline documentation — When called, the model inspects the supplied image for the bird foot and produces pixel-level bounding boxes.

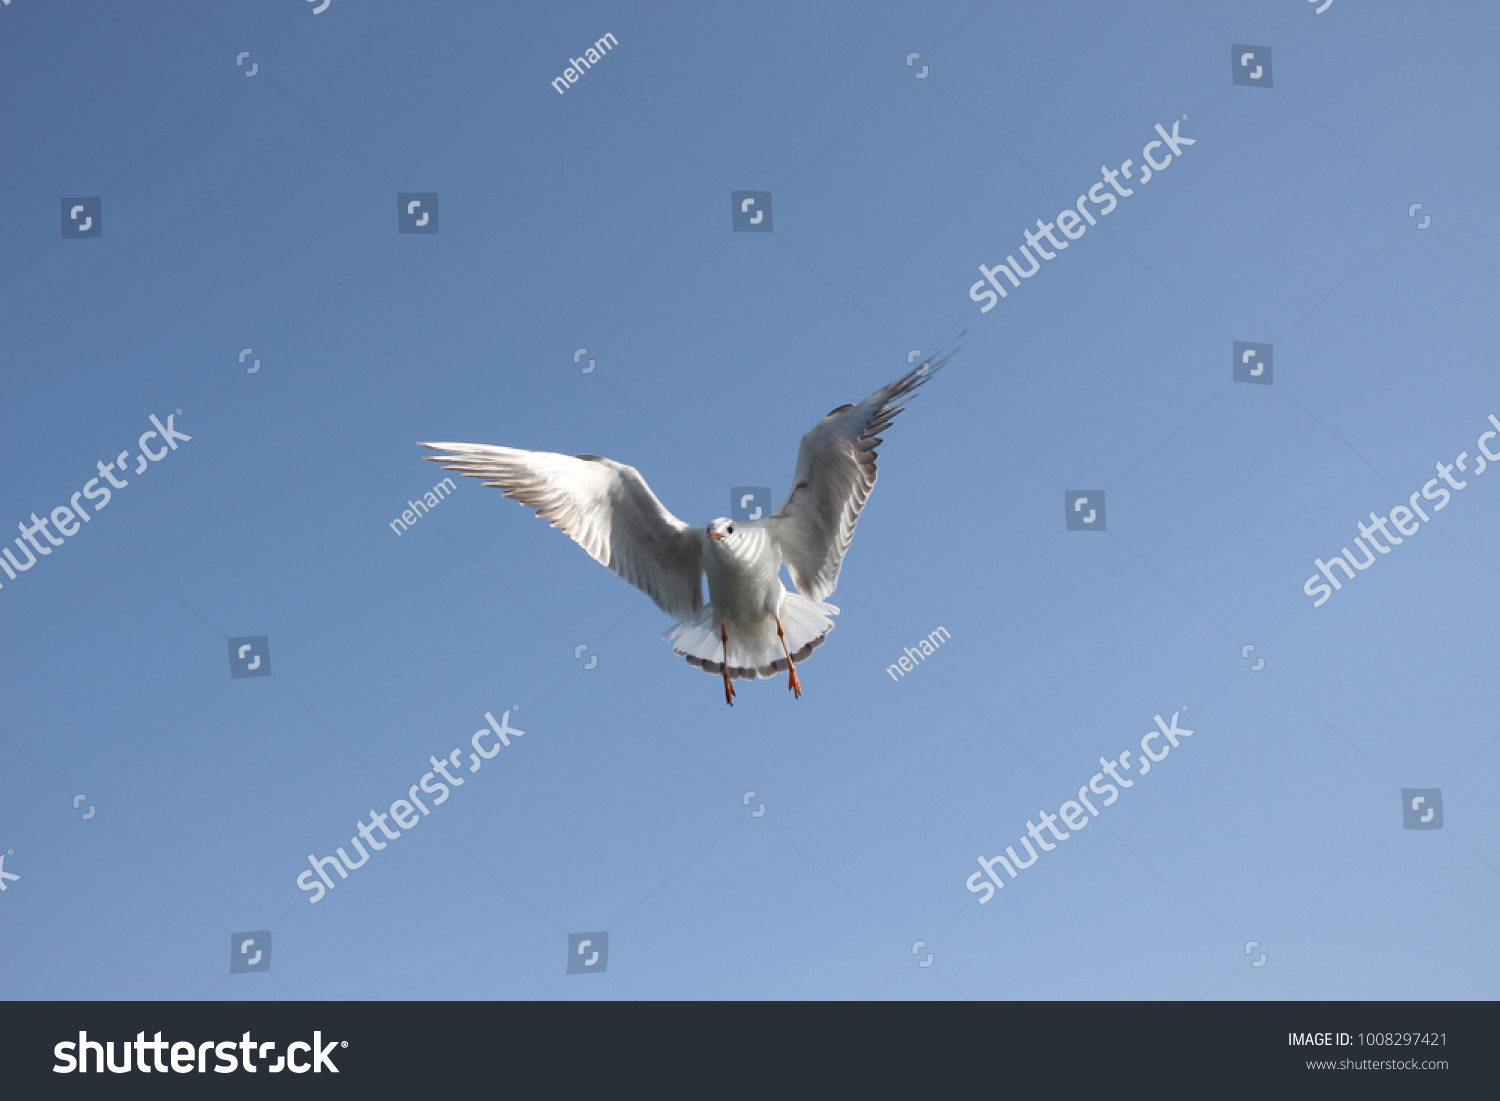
[776,618,802,699]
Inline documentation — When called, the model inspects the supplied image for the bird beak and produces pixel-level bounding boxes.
[708,531,723,541]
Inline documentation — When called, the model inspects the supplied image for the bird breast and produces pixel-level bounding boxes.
[704,527,782,622]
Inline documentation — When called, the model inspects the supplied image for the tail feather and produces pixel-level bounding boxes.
[668,593,839,680]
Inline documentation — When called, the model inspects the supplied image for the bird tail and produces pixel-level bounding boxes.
[666,593,839,680]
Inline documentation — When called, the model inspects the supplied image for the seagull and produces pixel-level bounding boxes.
[421,341,960,705]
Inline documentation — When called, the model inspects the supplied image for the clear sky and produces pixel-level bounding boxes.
[2,0,1497,1001]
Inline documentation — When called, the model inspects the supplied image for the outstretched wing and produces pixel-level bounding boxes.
[770,341,960,602]
[421,443,704,621]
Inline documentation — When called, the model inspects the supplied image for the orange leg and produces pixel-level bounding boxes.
[775,618,802,699]
[721,625,736,706]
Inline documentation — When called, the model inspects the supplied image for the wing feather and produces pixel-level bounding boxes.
[770,339,961,601]
[420,443,704,621]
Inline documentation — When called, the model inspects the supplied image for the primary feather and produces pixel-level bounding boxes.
[771,346,958,601]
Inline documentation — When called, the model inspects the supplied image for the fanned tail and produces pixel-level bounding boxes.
[667,593,839,680]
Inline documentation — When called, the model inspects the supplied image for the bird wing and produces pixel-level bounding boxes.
[770,342,959,602]
[420,443,704,621]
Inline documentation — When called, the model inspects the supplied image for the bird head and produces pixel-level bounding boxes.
[705,518,741,547]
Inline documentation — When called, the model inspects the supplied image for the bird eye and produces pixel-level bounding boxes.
[727,525,735,534]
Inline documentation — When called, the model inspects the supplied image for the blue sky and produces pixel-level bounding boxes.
[2,0,1497,1001]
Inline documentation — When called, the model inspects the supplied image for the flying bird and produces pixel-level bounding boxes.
[421,342,959,705]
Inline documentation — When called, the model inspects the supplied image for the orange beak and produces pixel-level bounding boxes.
[708,531,723,541]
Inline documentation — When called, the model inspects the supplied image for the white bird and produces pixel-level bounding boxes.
[420,343,959,705]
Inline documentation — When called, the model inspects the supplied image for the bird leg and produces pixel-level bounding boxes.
[721,625,736,706]
[776,618,802,699]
